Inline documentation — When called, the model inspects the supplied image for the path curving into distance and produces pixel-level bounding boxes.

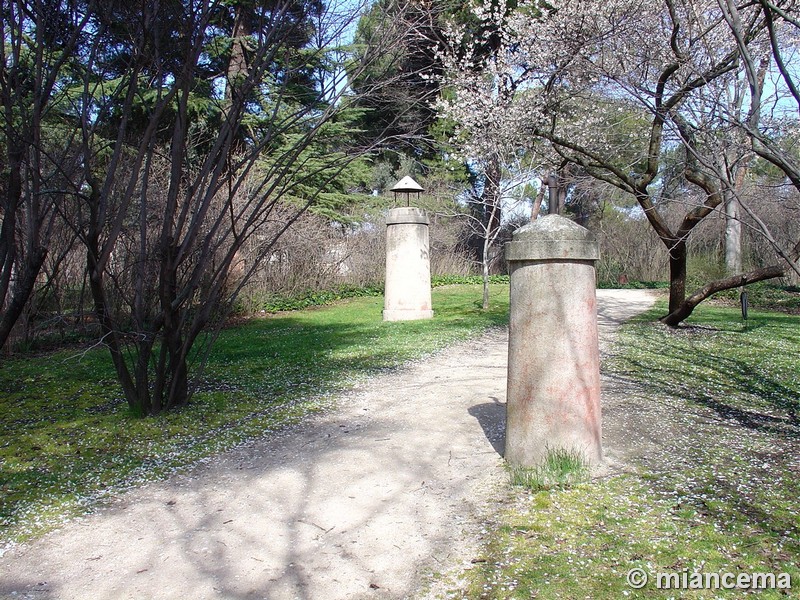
[0,289,657,600]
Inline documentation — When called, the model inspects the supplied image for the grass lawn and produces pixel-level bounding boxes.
[454,300,800,599]
[0,284,509,548]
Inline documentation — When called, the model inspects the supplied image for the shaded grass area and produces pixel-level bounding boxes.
[0,284,509,547]
[596,281,800,316]
[452,301,800,599]
[234,275,511,314]
[714,282,800,315]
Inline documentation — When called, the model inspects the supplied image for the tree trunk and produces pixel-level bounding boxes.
[724,191,743,275]
[133,340,154,416]
[226,6,250,103]
[530,184,544,221]
[479,156,501,309]
[158,239,189,413]
[482,238,490,310]
[0,162,21,318]
[85,177,143,414]
[0,148,25,350]
[165,336,189,411]
[0,248,47,349]
[483,157,502,241]
[667,240,687,315]
[87,253,141,412]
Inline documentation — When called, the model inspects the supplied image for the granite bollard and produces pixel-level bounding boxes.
[383,207,433,321]
[504,215,602,466]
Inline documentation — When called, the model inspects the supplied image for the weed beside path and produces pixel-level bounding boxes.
[0,285,509,548]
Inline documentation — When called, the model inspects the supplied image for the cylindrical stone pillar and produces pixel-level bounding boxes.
[383,207,433,321]
[504,214,602,466]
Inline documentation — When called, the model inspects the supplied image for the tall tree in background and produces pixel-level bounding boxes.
[0,0,91,349]
[349,0,530,301]
[1,0,408,414]
[438,0,800,325]
[718,0,800,273]
[438,0,551,292]
[348,0,444,159]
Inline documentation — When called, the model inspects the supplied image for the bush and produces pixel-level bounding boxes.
[235,274,513,316]
[597,279,668,290]
[238,284,384,314]
[432,274,510,287]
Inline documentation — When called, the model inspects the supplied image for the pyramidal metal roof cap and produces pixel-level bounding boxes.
[390,176,424,193]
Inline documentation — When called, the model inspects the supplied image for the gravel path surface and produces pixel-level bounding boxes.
[0,289,657,600]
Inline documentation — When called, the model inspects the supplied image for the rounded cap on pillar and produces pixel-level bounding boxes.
[505,214,599,262]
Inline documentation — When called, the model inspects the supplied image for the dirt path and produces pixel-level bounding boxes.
[0,289,657,600]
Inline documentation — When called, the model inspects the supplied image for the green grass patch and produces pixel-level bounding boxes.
[508,448,590,492]
[452,300,800,599]
[432,274,510,287]
[0,284,509,547]
[461,475,798,599]
[238,283,385,313]
[233,275,516,315]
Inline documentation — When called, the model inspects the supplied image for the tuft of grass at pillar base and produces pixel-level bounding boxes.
[448,300,800,599]
[0,284,509,548]
[508,448,590,492]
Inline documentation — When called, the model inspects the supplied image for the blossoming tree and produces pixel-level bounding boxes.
[438,0,800,324]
